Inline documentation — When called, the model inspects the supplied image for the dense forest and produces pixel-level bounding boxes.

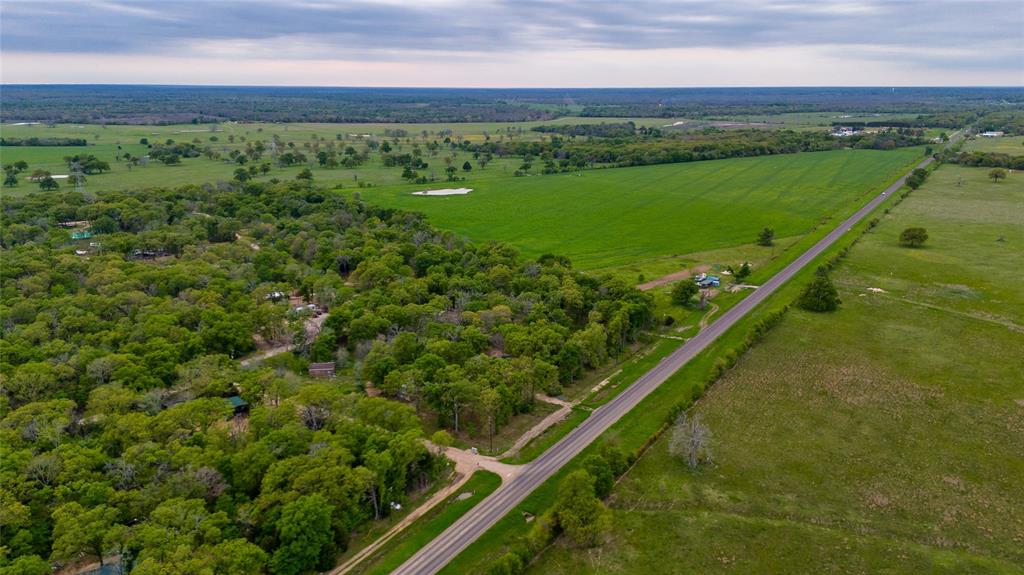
[0,181,653,574]
[3,86,1021,125]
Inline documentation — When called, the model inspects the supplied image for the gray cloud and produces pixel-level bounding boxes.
[2,0,1022,72]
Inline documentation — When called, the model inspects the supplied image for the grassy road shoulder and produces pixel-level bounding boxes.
[350,471,502,575]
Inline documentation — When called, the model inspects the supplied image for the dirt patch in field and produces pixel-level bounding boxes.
[637,264,710,291]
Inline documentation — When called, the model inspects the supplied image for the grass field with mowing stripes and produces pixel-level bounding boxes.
[357,148,924,270]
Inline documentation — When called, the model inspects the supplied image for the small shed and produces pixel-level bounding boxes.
[226,395,249,416]
[309,362,336,378]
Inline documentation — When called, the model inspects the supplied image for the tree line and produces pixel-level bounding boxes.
[940,150,1024,170]
[1,138,88,147]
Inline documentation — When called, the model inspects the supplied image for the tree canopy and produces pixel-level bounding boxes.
[0,178,654,573]
[899,227,929,248]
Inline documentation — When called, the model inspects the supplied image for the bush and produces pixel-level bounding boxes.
[583,454,615,498]
[797,268,841,312]
[488,552,524,575]
[906,167,929,189]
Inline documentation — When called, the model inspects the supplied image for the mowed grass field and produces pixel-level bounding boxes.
[528,165,1024,574]
[358,148,924,270]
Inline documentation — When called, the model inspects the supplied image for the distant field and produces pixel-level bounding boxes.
[2,124,924,280]
[0,118,683,197]
[710,111,922,128]
[529,165,1024,573]
[357,148,924,270]
[0,116,680,146]
[963,134,1024,154]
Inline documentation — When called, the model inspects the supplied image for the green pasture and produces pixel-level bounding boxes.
[963,134,1024,154]
[356,147,924,270]
[529,165,1024,573]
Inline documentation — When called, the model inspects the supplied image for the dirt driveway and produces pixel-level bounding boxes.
[637,264,710,291]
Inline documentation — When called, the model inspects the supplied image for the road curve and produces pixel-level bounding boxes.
[393,153,936,575]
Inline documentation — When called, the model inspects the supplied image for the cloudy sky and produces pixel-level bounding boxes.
[1,0,1022,86]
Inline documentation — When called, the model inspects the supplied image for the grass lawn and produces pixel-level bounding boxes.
[963,135,1024,154]
[591,234,803,287]
[355,148,924,270]
[527,165,1024,574]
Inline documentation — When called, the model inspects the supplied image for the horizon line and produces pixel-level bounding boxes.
[4,83,1024,90]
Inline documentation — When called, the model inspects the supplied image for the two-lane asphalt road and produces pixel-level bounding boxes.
[393,153,938,575]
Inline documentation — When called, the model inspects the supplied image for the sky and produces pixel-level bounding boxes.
[1,0,1022,87]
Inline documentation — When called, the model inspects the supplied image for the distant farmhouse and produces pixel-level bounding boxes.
[830,126,859,137]
[979,131,1005,137]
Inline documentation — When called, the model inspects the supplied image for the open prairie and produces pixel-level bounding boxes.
[527,164,1024,574]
